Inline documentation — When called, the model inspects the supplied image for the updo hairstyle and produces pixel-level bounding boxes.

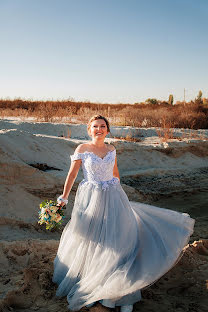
[87,115,110,136]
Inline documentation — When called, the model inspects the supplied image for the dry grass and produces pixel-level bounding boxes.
[62,127,71,139]
[111,128,143,142]
[113,136,142,142]
[0,98,208,129]
[155,117,208,142]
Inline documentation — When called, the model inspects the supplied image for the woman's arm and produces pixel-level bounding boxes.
[61,144,87,201]
[113,155,120,180]
[61,159,82,200]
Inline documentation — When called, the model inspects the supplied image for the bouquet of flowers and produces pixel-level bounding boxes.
[38,199,66,230]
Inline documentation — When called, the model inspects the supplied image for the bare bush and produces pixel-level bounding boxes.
[0,98,207,129]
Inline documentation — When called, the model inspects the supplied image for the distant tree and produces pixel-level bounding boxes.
[195,90,203,104]
[168,94,174,105]
[197,90,203,100]
[145,98,158,105]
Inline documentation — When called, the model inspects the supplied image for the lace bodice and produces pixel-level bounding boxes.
[70,149,120,190]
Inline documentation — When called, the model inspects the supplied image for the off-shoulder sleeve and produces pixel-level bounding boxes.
[70,152,84,162]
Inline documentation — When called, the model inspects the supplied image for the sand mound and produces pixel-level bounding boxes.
[1,120,208,225]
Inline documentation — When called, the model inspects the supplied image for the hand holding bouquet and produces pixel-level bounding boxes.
[38,196,68,230]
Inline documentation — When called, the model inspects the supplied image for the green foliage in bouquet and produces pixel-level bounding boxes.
[38,199,66,230]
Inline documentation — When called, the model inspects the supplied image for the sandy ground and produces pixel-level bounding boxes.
[0,118,207,312]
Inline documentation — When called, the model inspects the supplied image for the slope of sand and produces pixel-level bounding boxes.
[0,118,208,312]
[0,239,207,312]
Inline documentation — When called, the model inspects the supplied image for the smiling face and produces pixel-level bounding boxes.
[88,119,109,139]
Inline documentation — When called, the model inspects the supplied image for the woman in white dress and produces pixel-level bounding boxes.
[52,115,195,312]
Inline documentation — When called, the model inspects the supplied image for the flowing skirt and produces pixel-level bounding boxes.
[52,181,195,311]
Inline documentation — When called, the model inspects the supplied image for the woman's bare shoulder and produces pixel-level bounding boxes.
[74,143,91,154]
[107,143,116,151]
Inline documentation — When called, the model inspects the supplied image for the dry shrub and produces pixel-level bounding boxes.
[112,128,142,142]
[0,107,30,119]
[0,99,207,129]
[62,127,71,139]
[34,102,57,122]
[156,117,175,142]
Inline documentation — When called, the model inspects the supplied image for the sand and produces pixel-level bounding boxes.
[0,117,207,312]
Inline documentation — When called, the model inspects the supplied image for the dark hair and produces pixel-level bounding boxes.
[87,115,110,135]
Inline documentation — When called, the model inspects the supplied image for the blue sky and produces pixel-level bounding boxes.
[0,0,207,104]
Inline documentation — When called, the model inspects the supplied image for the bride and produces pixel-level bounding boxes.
[52,114,195,312]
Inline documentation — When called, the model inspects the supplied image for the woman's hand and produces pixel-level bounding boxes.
[59,201,66,207]
[57,195,68,207]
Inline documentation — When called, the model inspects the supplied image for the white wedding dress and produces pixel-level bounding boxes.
[52,149,195,311]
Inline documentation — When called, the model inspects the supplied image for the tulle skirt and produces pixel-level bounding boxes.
[52,181,195,311]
